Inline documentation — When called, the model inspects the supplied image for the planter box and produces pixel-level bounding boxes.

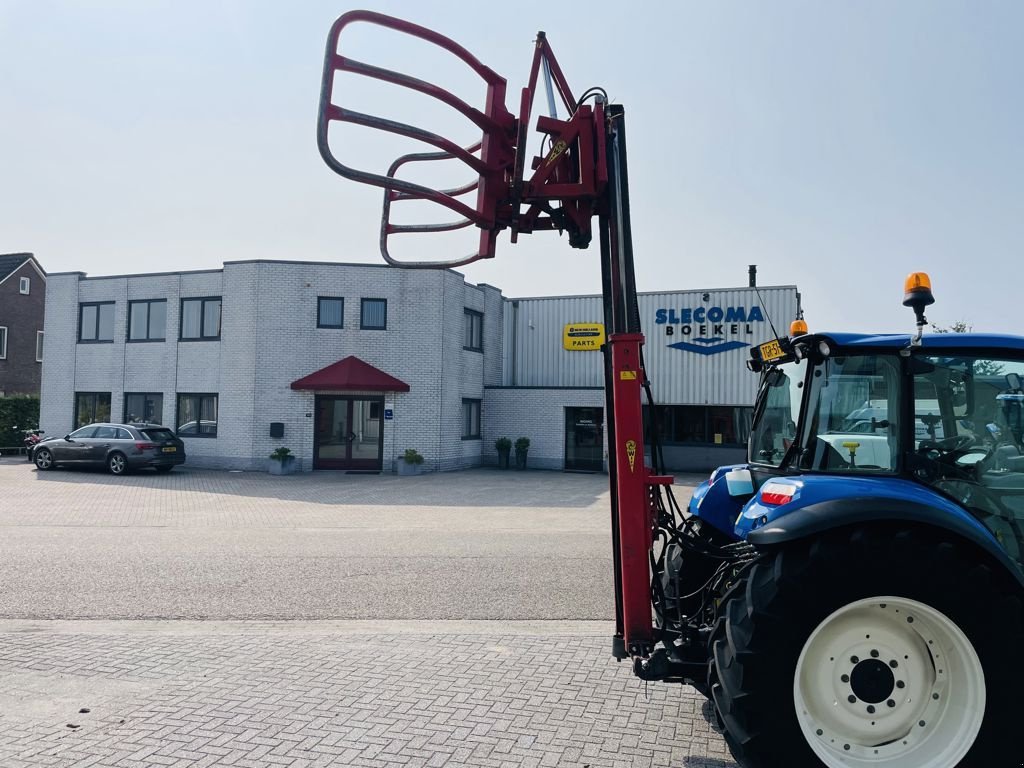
[268,456,297,475]
[396,458,423,476]
[515,450,528,470]
[497,448,511,469]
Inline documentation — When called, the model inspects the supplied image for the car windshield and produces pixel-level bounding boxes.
[749,359,805,467]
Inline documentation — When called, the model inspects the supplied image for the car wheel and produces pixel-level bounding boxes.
[34,448,54,471]
[107,452,128,475]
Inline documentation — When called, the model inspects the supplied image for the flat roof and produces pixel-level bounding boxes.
[507,284,798,301]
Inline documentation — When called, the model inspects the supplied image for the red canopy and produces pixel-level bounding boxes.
[290,356,410,392]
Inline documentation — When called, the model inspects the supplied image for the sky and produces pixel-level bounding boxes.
[1,0,1021,334]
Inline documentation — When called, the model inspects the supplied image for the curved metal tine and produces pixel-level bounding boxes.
[318,11,513,229]
[386,143,483,201]
[382,205,489,268]
[327,11,510,98]
[318,107,495,226]
[379,144,494,268]
[337,56,512,139]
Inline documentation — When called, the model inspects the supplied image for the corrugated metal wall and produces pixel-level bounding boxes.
[502,286,799,406]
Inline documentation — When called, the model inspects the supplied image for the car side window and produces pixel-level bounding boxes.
[70,427,97,439]
[115,428,132,440]
[94,426,117,439]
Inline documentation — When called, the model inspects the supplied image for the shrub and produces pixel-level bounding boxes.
[514,437,530,452]
[495,436,512,451]
[403,448,424,465]
[269,446,292,461]
[0,395,40,452]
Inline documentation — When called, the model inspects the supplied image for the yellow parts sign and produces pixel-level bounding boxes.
[625,440,637,472]
[563,323,606,351]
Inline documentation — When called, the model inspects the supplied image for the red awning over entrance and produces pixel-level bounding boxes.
[290,356,410,392]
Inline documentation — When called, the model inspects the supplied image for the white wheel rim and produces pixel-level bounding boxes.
[111,456,124,473]
[794,596,985,767]
[36,451,50,468]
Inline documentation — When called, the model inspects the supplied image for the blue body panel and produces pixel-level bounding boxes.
[687,464,748,537]
[732,473,993,541]
[690,468,999,548]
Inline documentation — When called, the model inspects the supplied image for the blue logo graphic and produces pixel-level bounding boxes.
[666,337,750,356]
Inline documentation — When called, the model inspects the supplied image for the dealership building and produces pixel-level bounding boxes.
[38,260,798,473]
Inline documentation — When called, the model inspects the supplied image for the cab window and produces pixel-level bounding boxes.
[800,355,901,472]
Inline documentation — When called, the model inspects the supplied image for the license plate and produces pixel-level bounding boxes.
[162,446,177,453]
[758,339,785,363]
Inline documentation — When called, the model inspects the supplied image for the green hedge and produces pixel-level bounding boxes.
[0,395,40,452]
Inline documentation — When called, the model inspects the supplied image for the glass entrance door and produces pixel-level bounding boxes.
[565,407,604,472]
[314,396,384,470]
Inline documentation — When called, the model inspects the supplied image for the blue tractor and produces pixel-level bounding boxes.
[657,275,1024,766]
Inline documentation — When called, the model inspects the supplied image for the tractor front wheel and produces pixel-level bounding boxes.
[708,527,1023,767]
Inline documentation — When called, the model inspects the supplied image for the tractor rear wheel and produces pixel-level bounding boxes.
[707,527,1023,767]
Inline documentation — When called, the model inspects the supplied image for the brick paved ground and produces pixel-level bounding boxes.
[0,461,736,766]
[0,621,736,768]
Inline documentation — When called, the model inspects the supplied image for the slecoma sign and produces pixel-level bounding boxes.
[654,304,766,355]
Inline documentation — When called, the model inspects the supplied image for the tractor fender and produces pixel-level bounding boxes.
[747,495,1024,589]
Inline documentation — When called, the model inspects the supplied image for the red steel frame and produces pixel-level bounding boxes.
[317,10,671,662]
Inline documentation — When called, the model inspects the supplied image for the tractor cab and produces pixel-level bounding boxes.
[738,327,1024,568]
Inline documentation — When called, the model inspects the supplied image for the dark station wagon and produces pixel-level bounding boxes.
[32,422,187,475]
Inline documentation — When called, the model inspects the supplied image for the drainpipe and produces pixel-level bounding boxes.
[510,300,519,387]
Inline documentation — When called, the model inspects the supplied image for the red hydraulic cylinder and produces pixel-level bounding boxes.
[608,332,672,656]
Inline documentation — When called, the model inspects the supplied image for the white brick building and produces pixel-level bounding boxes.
[39,260,798,473]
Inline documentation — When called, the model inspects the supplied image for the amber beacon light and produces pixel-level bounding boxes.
[902,271,935,344]
[789,318,808,336]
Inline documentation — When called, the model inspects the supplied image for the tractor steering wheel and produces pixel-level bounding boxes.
[918,435,975,457]
[917,435,992,481]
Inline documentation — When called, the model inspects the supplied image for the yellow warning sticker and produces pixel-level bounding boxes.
[626,440,637,472]
[620,371,637,380]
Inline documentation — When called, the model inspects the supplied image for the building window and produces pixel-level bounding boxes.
[643,405,753,447]
[19,277,30,295]
[462,399,481,439]
[79,302,115,343]
[464,309,483,352]
[176,393,218,437]
[36,331,43,362]
[75,392,112,428]
[0,327,7,359]
[360,298,387,330]
[180,297,221,340]
[128,299,167,341]
[317,297,344,328]
[124,393,163,424]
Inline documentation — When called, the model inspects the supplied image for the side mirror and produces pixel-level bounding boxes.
[64,434,72,441]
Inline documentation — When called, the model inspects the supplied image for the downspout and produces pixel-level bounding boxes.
[511,300,519,387]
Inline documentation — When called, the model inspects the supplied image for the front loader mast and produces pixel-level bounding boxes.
[316,10,675,668]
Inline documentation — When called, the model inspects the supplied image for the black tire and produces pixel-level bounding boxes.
[707,526,1024,767]
[155,465,174,473]
[107,452,129,475]
[34,448,54,471]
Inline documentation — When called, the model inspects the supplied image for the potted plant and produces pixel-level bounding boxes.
[397,448,424,476]
[268,446,297,475]
[514,437,530,470]
[495,436,512,469]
